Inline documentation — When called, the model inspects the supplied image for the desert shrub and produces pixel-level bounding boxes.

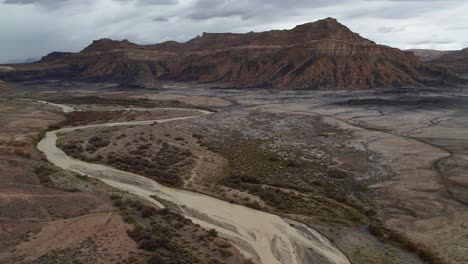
[207,229,218,238]
[139,144,151,150]
[129,200,145,210]
[65,188,81,192]
[75,174,89,181]
[219,249,233,258]
[268,156,280,162]
[217,242,231,249]
[63,143,78,150]
[113,198,124,208]
[89,136,102,142]
[116,133,127,139]
[141,206,156,218]
[225,175,262,186]
[192,134,203,139]
[245,201,262,210]
[327,169,348,179]
[368,221,386,239]
[12,148,31,158]
[286,160,299,167]
[140,238,160,251]
[156,208,170,216]
[148,254,166,264]
[88,136,109,148]
[85,144,97,152]
[110,194,121,200]
[34,164,56,184]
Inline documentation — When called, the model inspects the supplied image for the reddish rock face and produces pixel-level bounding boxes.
[6,17,453,89]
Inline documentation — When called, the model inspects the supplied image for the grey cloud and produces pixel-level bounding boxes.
[377,26,405,33]
[153,16,169,22]
[186,0,344,21]
[2,0,72,8]
[114,0,178,5]
[3,0,177,8]
[448,26,468,31]
[409,39,455,45]
[3,0,69,3]
[1,0,467,62]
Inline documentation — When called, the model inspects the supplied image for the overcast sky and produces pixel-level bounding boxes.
[1,0,467,63]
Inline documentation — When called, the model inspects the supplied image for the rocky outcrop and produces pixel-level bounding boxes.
[1,18,454,89]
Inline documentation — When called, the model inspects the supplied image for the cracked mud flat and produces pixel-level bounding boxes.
[13,81,468,263]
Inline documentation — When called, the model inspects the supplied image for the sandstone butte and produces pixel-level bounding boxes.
[0,18,455,89]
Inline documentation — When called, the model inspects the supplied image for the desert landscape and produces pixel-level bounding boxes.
[1,1,468,262]
[0,78,466,263]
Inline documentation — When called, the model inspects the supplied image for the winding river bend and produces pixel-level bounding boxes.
[37,102,350,264]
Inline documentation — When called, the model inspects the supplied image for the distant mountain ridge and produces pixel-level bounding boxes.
[407,49,455,62]
[430,48,468,75]
[0,18,456,89]
[409,48,468,76]
[38,52,74,63]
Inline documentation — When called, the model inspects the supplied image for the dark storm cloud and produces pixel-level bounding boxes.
[1,0,467,62]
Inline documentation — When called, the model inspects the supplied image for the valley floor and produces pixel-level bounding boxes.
[1,81,467,264]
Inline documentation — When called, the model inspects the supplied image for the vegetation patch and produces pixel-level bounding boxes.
[368,220,444,264]
[50,96,194,109]
[113,196,250,264]
[62,110,129,126]
[203,135,369,226]
[107,142,193,187]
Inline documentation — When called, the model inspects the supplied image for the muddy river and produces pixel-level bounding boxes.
[37,103,350,264]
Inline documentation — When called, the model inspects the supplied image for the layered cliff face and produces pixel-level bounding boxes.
[1,18,452,89]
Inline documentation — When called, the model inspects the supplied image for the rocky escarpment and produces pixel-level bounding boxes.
[0,18,454,89]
